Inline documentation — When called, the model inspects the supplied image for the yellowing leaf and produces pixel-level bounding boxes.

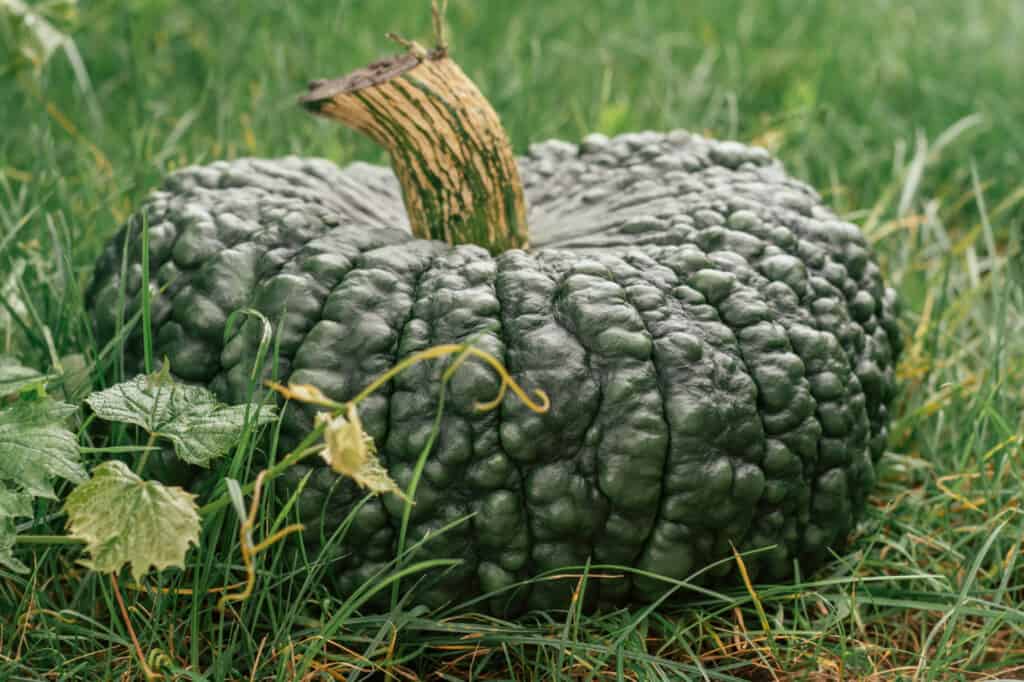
[63,461,200,580]
[316,404,410,503]
[85,370,277,467]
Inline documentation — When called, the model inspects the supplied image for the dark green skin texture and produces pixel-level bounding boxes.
[89,130,901,613]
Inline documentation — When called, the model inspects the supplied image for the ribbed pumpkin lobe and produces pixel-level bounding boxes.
[300,46,528,254]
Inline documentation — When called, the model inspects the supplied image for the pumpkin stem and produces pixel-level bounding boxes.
[299,10,528,253]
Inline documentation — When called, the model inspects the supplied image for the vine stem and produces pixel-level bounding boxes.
[134,432,158,476]
[197,444,324,518]
[349,343,549,412]
[215,470,305,610]
[111,573,157,680]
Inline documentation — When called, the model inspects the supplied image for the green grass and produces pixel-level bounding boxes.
[1,0,1022,678]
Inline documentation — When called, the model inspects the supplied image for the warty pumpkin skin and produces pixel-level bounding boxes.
[88,130,901,611]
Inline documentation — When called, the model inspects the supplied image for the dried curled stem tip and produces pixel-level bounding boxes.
[299,0,527,254]
[384,0,447,58]
[385,32,429,60]
[432,0,449,53]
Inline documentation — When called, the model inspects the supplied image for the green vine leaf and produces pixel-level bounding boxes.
[0,355,51,397]
[0,397,86,499]
[0,396,84,573]
[0,487,32,519]
[85,370,278,467]
[63,460,200,580]
[0,520,26,573]
[0,488,32,572]
[316,404,410,503]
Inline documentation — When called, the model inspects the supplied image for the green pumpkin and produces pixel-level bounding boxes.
[88,129,900,612]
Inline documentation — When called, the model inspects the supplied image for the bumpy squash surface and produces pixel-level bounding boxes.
[89,130,901,610]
